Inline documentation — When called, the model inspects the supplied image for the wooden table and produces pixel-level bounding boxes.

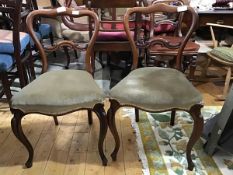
[198,10,233,27]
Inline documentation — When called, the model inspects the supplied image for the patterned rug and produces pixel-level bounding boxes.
[123,107,233,175]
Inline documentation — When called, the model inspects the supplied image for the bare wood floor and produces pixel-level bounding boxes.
[0,80,224,175]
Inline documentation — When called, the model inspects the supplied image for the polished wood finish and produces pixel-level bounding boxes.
[0,81,224,175]
[106,3,204,171]
[198,10,233,27]
[10,8,108,168]
[84,0,141,68]
[142,0,199,71]
[108,99,203,171]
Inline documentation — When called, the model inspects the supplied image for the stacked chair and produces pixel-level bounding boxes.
[0,0,35,103]
[144,0,200,79]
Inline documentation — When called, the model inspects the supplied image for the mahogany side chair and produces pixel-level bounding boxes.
[107,3,203,171]
[85,0,142,70]
[0,0,35,102]
[10,7,108,168]
[145,0,200,79]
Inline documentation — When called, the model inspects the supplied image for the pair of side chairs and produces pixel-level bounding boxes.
[9,3,203,172]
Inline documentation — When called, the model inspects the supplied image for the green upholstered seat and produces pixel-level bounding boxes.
[110,67,202,112]
[210,47,233,62]
[11,70,105,115]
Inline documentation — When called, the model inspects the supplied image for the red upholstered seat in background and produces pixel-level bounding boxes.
[97,31,134,41]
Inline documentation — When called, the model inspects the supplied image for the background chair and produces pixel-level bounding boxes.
[203,23,233,100]
[107,3,203,171]
[0,0,35,102]
[143,0,199,78]
[84,0,142,76]
[10,7,108,168]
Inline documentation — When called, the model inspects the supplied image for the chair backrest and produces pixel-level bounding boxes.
[86,0,141,30]
[0,0,23,57]
[150,0,185,37]
[124,3,198,69]
[26,7,100,74]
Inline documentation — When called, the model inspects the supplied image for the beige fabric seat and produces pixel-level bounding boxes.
[11,70,104,115]
[107,3,204,172]
[10,8,108,168]
[110,67,202,111]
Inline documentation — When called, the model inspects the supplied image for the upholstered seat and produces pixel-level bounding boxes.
[110,67,202,111]
[0,54,13,71]
[97,31,134,41]
[38,23,52,38]
[10,8,108,168]
[210,47,233,62]
[11,70,104,115]
[0,29,30,54]
[107,3,204,172]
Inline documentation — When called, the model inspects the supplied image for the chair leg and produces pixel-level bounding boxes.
[49,32,56,58]
[11,109,33,168]
[186,104,204,171]
[27,46,36,81]
[74,50,78,59]
[189,56,197,80]
[88,109,93,125]
[16,62,28,88]
[93,104,108,166]
[135,108,139,122]
[1,72,12,102]
[107,99,121,161]
[63,46,70,69]
[52,116,59,125]
[222,67,231,100]
[170,110,176,126]
[201,58,211,78]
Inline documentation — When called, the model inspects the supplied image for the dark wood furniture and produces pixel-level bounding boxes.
[144,0,200,74]
[0,0,35,102]
[10,7,108,168]
[198,10,233,27]
[108,3,204,171]
[84,0,142,68]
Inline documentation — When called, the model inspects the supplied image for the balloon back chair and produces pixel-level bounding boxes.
[0,0,35,103]
[107,3,204,171]
[144,0,200,78]
[10,7,108,168]
[84,0,142,69]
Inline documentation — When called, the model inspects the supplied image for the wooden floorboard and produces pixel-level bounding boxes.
[0,81,224,175]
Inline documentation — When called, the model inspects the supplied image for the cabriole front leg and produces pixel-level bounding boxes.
[11,109,34,168]
[93,104,108,166]
[107,99,120,161]
[186,104,204,171]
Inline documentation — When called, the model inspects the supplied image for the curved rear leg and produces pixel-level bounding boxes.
[93,104,108,166]
[107,99,121,161]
